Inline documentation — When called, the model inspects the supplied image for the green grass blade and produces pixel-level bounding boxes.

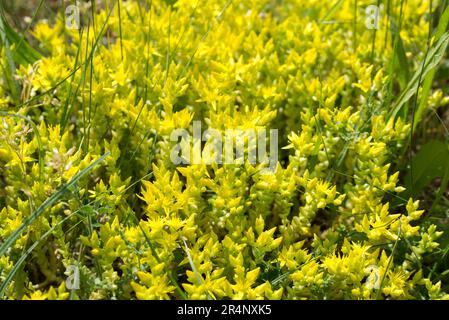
[0,6,19,103]
[390,19,410,89]
[0,213,78,299]
[413,4,449,130]
[182,238,215,300]
[0,4,41,65]
[0,111,45,183]
[178,0,233,80]
[138,223,188,299]
[389,32,449,120]
[0,152,110,257]
[60,29,83,133]
[118,0,124,60]
[11,0,44,62]
[320,0,345,23]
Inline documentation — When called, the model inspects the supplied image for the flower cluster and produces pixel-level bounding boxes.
[1,0,448,300]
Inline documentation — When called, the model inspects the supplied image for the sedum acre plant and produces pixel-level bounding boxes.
[1,0,449,300]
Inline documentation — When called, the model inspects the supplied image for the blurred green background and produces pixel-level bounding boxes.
[2,0,61,29]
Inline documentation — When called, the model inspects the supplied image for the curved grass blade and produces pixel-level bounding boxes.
[182,238,215,300]
[10,0,44,62]
[0,152,110,257]
[0,5,19,103]
[389,31,449,120]
[0,3,41,66]
[0,212,80,299]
